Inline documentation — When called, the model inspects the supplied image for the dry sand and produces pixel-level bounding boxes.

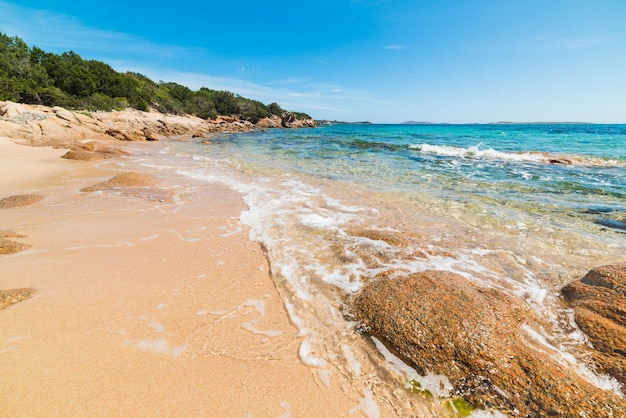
[0,137,69,194]
[0,138,374,416]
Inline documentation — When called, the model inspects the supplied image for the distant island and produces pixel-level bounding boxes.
[492,121,594,125]
[401,121,596,125]
[317,120,373,125]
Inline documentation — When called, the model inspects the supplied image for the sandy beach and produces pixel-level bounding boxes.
[0,138,398,416]
[2,104,626,416]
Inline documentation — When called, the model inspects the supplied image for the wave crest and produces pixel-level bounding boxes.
[409,143,622,166]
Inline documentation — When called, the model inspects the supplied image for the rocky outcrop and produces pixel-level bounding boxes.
[255,113,317,129]
[280,112,317,128]
[61,141,130,161]
[561,263,626,390]
[255,115,283,128]
[281,112,296,127]
[351,270,626,416]
[0,194,44,208]
[0,101,316,148]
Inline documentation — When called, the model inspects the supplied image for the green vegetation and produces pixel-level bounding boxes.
[445,397,473,417]
[408,380,433,397]
[409,380,473,416]
[0,32,310,122]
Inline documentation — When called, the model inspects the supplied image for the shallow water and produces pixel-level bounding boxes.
[134,123,626,412]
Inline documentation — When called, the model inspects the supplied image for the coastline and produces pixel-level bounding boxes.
[0,100,429,416]
[0,137,388,415]
[3,101,624,416]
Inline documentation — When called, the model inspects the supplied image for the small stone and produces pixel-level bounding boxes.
[0,288,36,310]
[0,194,44,209]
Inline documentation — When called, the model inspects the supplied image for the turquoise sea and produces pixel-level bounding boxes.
[134,123,626,411]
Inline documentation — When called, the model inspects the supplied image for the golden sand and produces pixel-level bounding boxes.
[0,138,375,416]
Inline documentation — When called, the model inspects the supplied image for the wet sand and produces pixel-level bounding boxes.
[0,139,391,416]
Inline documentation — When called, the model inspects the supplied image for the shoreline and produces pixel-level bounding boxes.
[3,101,623,416]
[0,138,414,415]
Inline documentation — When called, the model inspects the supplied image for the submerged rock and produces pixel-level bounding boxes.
[0,287,36,310]
[0,238,31,254]
[561,263,626,390]
[595,218,626,232]
[0,230,31,255]
[0,194,43,209]
[347,228,410,247]
[80,172,170,202]
[351,270,626,416]
[81,172,158,192]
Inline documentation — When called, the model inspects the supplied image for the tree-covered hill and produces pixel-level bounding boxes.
[0,32,310,123]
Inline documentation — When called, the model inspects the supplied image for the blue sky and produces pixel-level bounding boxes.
[1,0,625,123]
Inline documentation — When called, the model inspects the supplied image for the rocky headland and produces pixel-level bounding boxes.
[0,101,316,150]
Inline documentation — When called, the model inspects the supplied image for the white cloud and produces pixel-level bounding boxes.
[0,1,201,60]
[287,92,321,98]
[0,0,385,120]
[133,67,387,118]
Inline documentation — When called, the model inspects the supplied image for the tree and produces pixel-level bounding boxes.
[0,31,298,118]
[268,102,283,116]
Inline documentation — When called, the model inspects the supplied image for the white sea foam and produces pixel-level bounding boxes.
[371,336,453,398]
[170,138,626,409]
[469,410,508,418]
[284,300,308,337]
[410,143,545,163]
[314,264,363,294]
[240,299,283,337]
[522,324,624,395]
[298,339,326,367]
[135,339,187,357]
[299,212,351,229]
[342,344,361,377]
[241,322,282,337]
[349,388,380,418]
[148,321,165,333]
[317,368,332,387]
